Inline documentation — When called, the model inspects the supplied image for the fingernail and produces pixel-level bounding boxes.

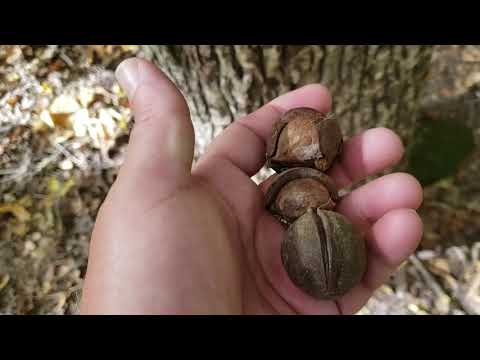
[115,58,140,99]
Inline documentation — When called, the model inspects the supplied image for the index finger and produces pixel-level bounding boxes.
[327,127,405,189]
[194,84,332,176]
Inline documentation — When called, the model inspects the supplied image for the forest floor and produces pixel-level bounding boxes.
[1,45,479,315]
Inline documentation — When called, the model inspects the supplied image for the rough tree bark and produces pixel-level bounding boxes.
[141,45,434,181]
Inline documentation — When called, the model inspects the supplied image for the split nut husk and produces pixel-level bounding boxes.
[265,167,339,224]
[281,209,367,300]
[266,107,343,173]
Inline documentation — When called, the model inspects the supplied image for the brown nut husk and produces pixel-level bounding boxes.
[281,209,367,300]
[266,107,343,173]
[265,167,339,224]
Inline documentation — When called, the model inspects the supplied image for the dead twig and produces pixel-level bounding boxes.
[455,244,480,315]
[409,254,451,314]
[53,142,87,171]
[32,152,60,175]
[59,50,74,68]
[457,270,480,315]
[0,153,31,183]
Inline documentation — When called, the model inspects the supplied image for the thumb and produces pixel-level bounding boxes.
[115,58,194,187]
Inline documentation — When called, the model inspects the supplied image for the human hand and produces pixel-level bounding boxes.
[80,58,423,314]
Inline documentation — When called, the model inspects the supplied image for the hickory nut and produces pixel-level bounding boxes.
[281,209,367,300]
[266,107,343,173]
[264,167,339,225]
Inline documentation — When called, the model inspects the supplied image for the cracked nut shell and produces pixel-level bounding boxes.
[266,107,343,173]
[265,167,339,224]
[281,209,367,300]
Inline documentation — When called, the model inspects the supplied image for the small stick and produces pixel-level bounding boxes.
[59,50,74,67]
[409,254,451,314]
[54,142,87,170]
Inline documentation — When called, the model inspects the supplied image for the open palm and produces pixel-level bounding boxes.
[80,58,423,314]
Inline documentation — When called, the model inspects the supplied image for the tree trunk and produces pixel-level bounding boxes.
[141,45,434,180]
